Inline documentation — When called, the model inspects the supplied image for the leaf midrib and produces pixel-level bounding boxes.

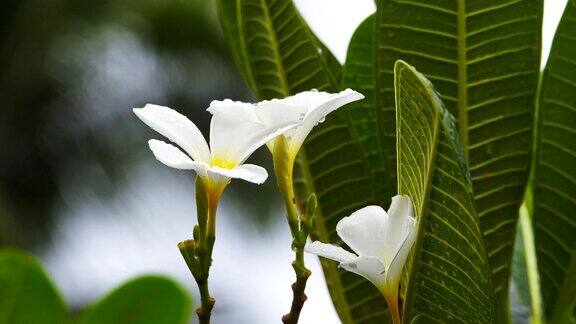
[235,0,257,90]
[258,0,290,96]
[457,0,469,161]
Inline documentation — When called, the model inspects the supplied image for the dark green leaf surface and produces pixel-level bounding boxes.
[80,275,191,324]
[343,14,394,204]
[0,249,67,324]
[532,1,576,322]
[375,0,543,311]
[395,61,495,323]
[217,1,388,322]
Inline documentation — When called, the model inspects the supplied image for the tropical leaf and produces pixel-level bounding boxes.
[374,0,543,315]
[80,275,191,324]
[343,14,394,203]
[216,0,341,97]
[0,249,67,324]
[395,60,495,323]
[216,1,390,322]
[531,1,576,322]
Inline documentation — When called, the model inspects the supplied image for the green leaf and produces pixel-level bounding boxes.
[375,0,543,314]
[531,1,576,322]
[343,14,395,203]
[80,275,191,324]
[215,0,257,91]
[395,60,496,322]
[217,1,388,322]
[216,0,342,97]
[0,249,67,324]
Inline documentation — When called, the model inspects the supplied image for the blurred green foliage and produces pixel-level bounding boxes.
[0,249,67,324]
[80,275,192,324]
[0,249,192,324]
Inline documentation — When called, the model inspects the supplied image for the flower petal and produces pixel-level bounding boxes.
[336,205,387,257]
[385,216,417,288]
[262,89,333,108]
[134,104,211,163]
[255,102,307,126]
[254,102,308,152]
[208,164,268,184]
[209,112,296,166]
[207,99,259,123]
[148,139,209,176]
[340,256,387,288]
[382,195,415,266]
[305,241,357,264]
[288,89,364,152]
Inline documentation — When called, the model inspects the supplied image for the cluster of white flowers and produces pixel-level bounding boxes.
[134,89,362,191]
[133,89,417,309]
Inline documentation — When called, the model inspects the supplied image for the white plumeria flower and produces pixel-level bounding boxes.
[305,195,417,300]
[133,104,296,192]
[207,89,364,161]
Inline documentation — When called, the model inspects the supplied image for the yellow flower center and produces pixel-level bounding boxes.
[211,157,236,170]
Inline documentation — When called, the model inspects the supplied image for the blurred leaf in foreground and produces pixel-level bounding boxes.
[0,249,67,324]
[80,275,192,324]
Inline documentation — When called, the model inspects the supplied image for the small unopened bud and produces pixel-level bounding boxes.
[303,193,317,235]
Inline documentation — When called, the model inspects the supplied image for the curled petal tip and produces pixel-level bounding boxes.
[252,172,268,185]
[132,107,145,117]
[342,88,365,99]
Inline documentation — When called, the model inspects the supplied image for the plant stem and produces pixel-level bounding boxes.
[179,178,222,324]
[273,138,312,324]
[179,239,215,324]
[195,191,219,323]
[282,259,311,324]
[279,169,312,324]
[195,276,215,324]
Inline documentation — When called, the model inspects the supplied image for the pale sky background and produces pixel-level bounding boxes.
[41,1,568,323]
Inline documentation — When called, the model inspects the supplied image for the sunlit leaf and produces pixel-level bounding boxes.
[80,275,191,324]
[531,1,576,322]
[0,249,67,324]
[395,60,496,322]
